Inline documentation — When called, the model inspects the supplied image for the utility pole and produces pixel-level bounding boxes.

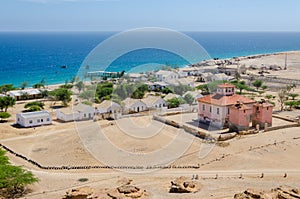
[284,53,287,70]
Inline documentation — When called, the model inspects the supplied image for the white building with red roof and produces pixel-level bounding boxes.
[197,83,256,128]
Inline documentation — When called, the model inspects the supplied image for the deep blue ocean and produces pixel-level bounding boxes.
[1,31,300,87]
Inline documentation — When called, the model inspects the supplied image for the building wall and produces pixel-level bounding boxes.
[56,110,79,122]
[198,102,229,128]
[17,113,52,127]
[229,108,252,131]
[151,98,167,109]
[252,105,273,128]
[125,101,148,113]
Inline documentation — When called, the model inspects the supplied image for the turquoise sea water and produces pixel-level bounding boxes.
[0,31,300,87]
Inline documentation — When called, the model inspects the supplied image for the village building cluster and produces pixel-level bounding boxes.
[8,61,279,133]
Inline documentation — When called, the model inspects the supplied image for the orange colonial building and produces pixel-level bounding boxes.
[198,83,256,128]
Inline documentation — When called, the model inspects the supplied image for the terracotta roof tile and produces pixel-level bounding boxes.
[198,94,256,106]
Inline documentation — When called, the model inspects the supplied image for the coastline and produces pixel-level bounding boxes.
[21,50,300,90]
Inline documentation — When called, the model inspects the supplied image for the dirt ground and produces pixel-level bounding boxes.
[1,114,300,198]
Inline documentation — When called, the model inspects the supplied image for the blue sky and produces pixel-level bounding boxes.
[1,0,300,31]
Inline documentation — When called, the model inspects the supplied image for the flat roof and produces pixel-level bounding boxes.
[17,110,51,119]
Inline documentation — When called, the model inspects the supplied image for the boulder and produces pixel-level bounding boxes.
[169,176,200,193]
[63,187,94,199]
[234,186,300,199]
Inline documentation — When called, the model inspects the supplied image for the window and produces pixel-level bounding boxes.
[227,108,230,115]
[202,104,205,111]
[41,119,44,122]
[244,110,246,113]
[210,106,212,113]
[267,107,269,110]
[18,118,20,121]
[46,118,50,122]
[84,114,86,118]
[29,120,33,124]
[37,119,40,123]
[217,108,220,115]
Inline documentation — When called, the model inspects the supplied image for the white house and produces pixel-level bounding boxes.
[8,89,42,100]
[16,110,52,127]
[141,96,167,109]
[56,103,95,122]
[96,100,122,120]
[178,66,202,77]
[155,70,179,82]
[122,98,147,113]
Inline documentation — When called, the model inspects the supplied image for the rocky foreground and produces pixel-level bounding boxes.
[234,186,300,199]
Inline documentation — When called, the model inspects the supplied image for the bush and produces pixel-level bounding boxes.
[0,112,11,121]
[167,97,180,108]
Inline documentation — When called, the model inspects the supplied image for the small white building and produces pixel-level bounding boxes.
[122,98,148,113]
[125,73,147,82]
[96,100,122,120]
[155,70,179,82]
[56,103,95,122]
[142,95,167,109]
[16,110,52,127]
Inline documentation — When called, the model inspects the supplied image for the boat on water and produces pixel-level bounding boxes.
[60,65,67,69]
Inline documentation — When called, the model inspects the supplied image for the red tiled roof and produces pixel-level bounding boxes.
[217,83,235,88]
[198,94,256,106]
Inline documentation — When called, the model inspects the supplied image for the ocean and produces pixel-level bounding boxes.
[1,31,300,87]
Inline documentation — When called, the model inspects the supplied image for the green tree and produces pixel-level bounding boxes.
[131,84,148,99]
[96,82,114,100]
[284,101,298,110]
[24,102,45,112]
[0,112,11,122]
[252,80,263,91]
[20,82,28,90]
[183,93,195,105]
[0,149,39,198]
[0,84,15,94]
[262,85,268,90]
[0,96,16,112]
[231,80,249,94]
[196,84,209,95]
[162,87,173,94]
[167,97,180,108]
[50,88,72,106]
[289,93,299,100]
